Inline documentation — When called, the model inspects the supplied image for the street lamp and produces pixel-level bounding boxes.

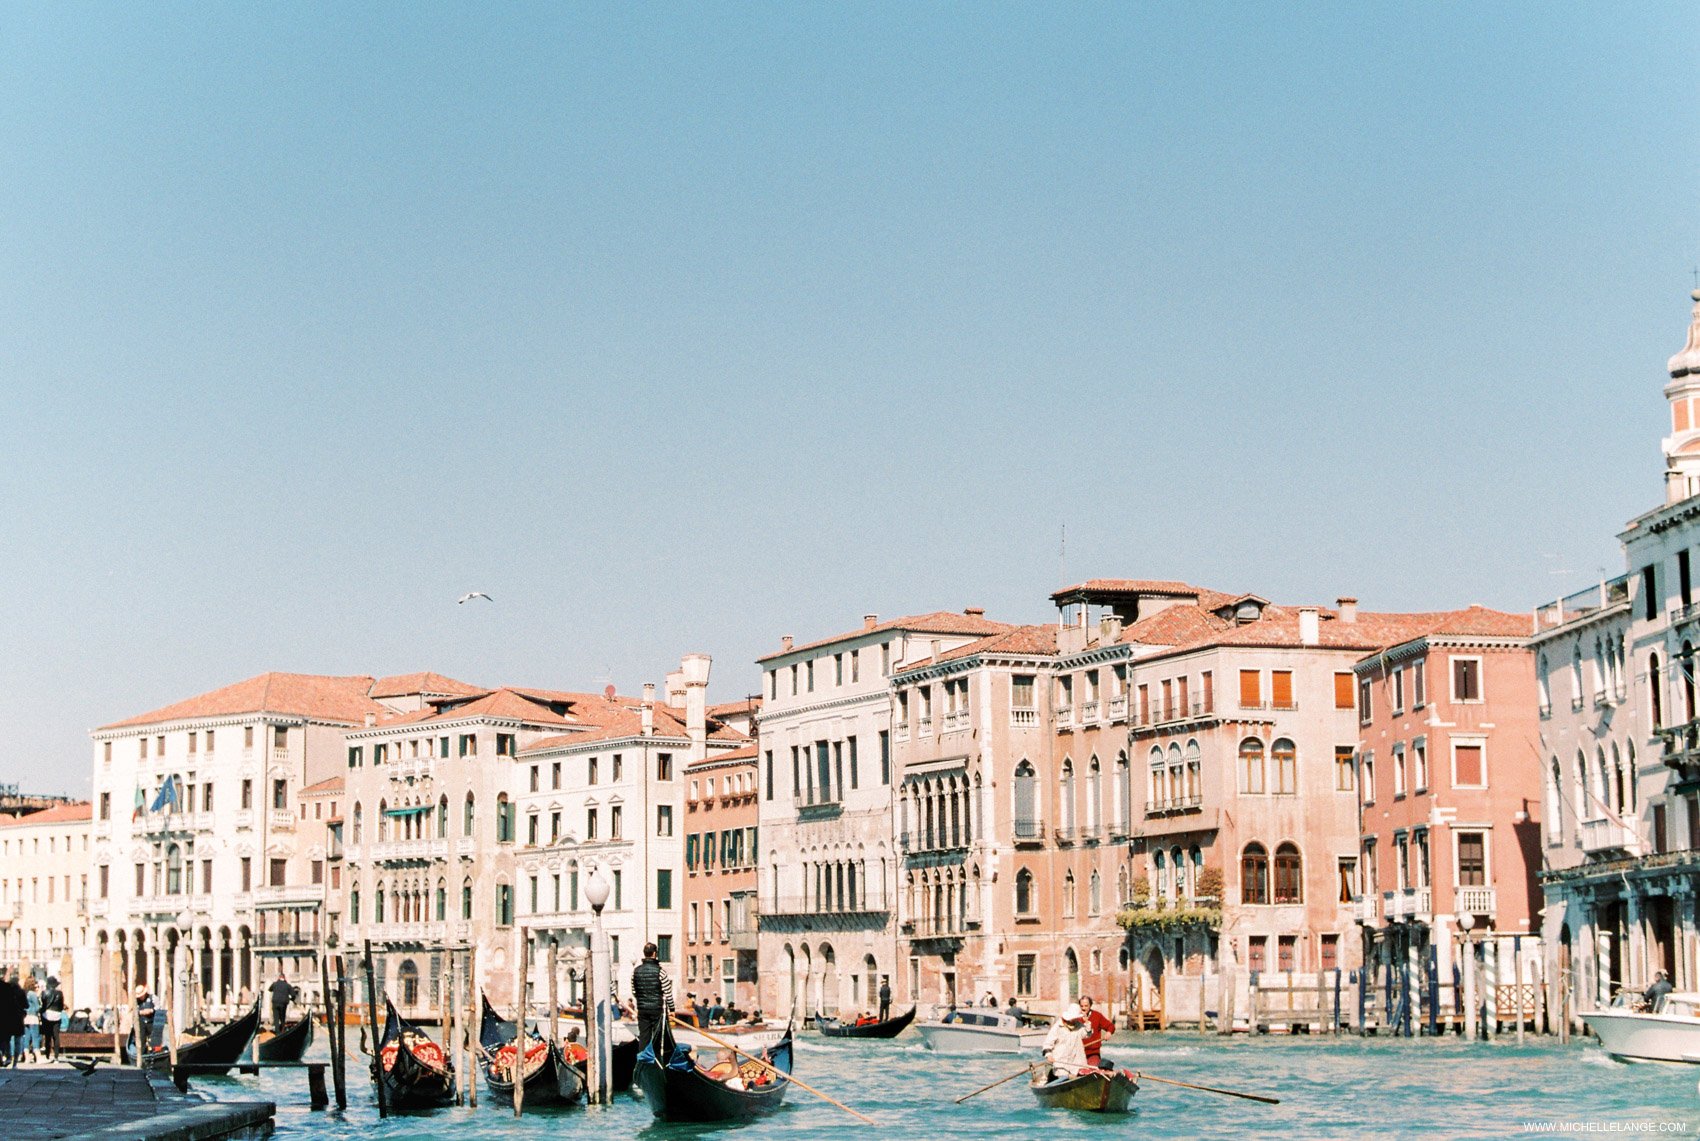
[1457,912,1478,1039]
[584,869,613,1105]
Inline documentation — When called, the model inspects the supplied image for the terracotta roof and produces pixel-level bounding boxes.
[686,743,759,768]
[520,703,750,755]
[373,688,607,729]
[0,803,92,827]
[299,777,345,797]
[1049,579,1206,601]
[99,673,386,730]
[1117,602,1531,660]
[897,625,1060,672]
[758,610,1013,663]
[708,698,762,717]
[370,672,487,699]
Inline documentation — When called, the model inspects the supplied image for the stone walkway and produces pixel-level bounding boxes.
[0,1065,273,1139]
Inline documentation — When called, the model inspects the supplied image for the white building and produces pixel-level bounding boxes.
[0,803,96,1004]
[88,673,388,1019]
[1538,288,1700,1020]
[754,609,1010,1019]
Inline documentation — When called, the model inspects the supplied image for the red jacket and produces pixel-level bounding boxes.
[1082,1009,1115,1058]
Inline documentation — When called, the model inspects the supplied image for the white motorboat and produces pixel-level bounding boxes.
[914,1009,1050,1053]
[668,1018,789,1054]
[1586,992,1700,1064]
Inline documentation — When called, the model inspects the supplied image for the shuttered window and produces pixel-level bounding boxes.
[1271,670,1294,709]
[1238,670,1261,708]
[1453,743,1485,787]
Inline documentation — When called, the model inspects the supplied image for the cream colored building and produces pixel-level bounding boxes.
[0,803,95,1004]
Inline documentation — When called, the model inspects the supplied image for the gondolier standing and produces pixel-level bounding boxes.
[268,971,297,1034]
[877,977,891,1022]
[632,942,675,1052]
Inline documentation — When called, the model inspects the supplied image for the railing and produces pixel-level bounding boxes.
[1010,708,1037,728]
[1013,818,1044,842]
[1674,602,1700,627]
[1053,825,1075,844]
[272,747,290,765]
[253,883,325,907]
[761,896,889,917]
[1580,817,1639,854]
[252,931,321,949]
[1354,894,1378,924]
[1132,698,1216,729]
[1396,887,1431,918]
[1145,794,1203,815]
[1055,705,1073,728]
[1080,700,1099,722]
[941,710,968,732]
[907,916,968,938]
[1456,885,1496,915]
[1107,695,1128,721]
[900,830,969,854]
[895,721,911,741]
[917,715,933,736]
[371,838,434,863]
[1535,575,1632,630]
[88,898,108,918]
[235,810,254,830]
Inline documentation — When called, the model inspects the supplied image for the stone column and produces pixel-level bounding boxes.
[212,932,226,1011]
[1626,892,1645,988]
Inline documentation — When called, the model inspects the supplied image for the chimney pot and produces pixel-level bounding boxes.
[781,635,794,651]
[863,614,878,630]
[642,683,656,704]
[364,713,376,727]
[964,607,985,618]
[1337,597,1359,624]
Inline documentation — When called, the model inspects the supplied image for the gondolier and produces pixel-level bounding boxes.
[632,942,676,1052]
[267,971,297,1034]
[1078,995,1115,1067]
[878,978,891,1022]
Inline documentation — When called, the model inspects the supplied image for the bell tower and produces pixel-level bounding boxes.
[1663,289,1700,504]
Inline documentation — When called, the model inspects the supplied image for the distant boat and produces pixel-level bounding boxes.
[633,1026,793,1122]
[375,1000,455,1109]
[915,1008,1048,1053]
[142,1001,261,1074]
[668,1016,789,1054]
[816,1007,916,1039]
[1030,1067,1138,1112]
[257,1014,314,1063]
[1586,992,1700,1064]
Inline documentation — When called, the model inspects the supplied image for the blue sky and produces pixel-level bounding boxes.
[2,4,1696,794]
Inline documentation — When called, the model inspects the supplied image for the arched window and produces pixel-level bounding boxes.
[1184,740,1202,803]
[1062,871,1077,917]
[1547,758,1563,843]
[1273,842,1302,903]
[1015,868,1034,915]
[1239,738,1266,795]
[496,793,514,843]
[1650,653,1664,729]
[437,795,449,839]
[1013,762,1037,838]
[435,880,446,921]
[1171,845,1186,897]
[1166,743,1184,805]
[1683,642,1696,723]
[1153,849,1167,898]
[375,885,386,923]
[1149,747,1165,807]
[165,844,183,895]
[1576,749,1591,822]
[461,878,473,920]
[1572,643,1585,704]
[1241,843,1269,904]
[1594,747,1610,818]
[1086,757,1102,834]
[378,800,389,841]
[1059,760,1076,833]
[1537,653,1551,712]
[350,887,360,924]
[464,792,476,837]
[352,803,363,845]
[1088,870,1102,916]
[1272,738,1297,795]
[1627,741,1638,811]
[398,959,419,1006]
[1065,948,1080,1000]
[1116,867,1129,907]
[1611,743,1625,813]
[1115,752,1131,832]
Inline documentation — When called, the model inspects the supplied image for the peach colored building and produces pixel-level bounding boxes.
[681,743,759,1011]
[1352,610,1540,1027]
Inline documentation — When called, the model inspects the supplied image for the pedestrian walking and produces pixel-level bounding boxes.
[630,942,676,1052]
[133,984,158,1060]
[22,977,42,1062]
[0,972,23,1066]
[39,977,65,1060]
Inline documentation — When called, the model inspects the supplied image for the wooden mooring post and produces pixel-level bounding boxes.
[365,940,387,1120]
[331,954,348,1110]
[466,946,478,1109]
[1218,970,1235,1035]
[513,926,527,1118]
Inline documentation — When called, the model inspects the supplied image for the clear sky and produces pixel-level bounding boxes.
[2,4,1696,795]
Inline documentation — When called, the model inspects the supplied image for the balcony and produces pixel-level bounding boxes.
[235,810,254,830]
[941,710,968,733]
[1080,699,1100,723]
[1534,575,1630,631]
[1392,886,1431,920]
[905,916,969,939]
[895,721,910,742]
[1055,705,1073,728]
[366,922,434,944]
[916,714,933,737]
[899,830,969,856]
[1354,894,1379,924]
[1013,818,1045,846]
[371,838,435,864]
[1010,708,1037,728]
[1456,885,1496,915]
[272,747,290,765]
[269,809,295,832]
[1107,695,1128,722]
[728,920,758,952]
[88,898,108,919]
[1145,794,1203,817]
[1580,817,1639,855]
[758,896,890,932]
[1658,720,1700,771]
[252,930,321,950]
[253,883,325,908]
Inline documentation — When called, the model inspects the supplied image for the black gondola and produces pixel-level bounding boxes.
[478,996,585,1107]
[375,1000,455,1109]
[816,1006,917,1039]
[632,1026,793,1122]
[141,1000,261,1074]
[257,1014,315,1063]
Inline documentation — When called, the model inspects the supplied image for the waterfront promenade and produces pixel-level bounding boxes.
[0,1065,272,1141]
[193,1032,1692,1141]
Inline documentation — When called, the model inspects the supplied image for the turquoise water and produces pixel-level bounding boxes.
[194,1032,1698,1139]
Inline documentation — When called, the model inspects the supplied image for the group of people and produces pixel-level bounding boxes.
[0,972,66,1066]
[1040,995,1119,1080]
[688,993,756,1028]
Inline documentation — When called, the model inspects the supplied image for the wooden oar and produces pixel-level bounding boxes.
[668,1015,876,1125]
[1135,1070,1280,1105]
[955,1063,1039,1103]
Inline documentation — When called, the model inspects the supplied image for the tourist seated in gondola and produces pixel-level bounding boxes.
[1042,1005,1091,1081]
[703,1048,745,1090]
[562,1026,588,1064]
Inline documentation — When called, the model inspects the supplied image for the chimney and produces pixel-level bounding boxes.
[863,614,878,630]
[1337,597,1358,624]
[604,683,616,700]
[1299,607,1320,646]
[364,713,376,727]
[781,635,794,652]
[681,653,712,762]
[665,669,686,707]
[641,683,656,736]
[964,607,985,618]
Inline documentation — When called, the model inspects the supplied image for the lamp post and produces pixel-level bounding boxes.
[1457,912,1477,1039]
[584,869,612,1105]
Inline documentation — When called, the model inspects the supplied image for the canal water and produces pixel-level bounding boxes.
[200,1032,1697,1139]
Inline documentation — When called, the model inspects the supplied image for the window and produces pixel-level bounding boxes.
[1238,738,1266,794]
[527,814,539,846]
[1016,954,1036,996]
[1333,672,1354,710]
[1451,657,1483,703]
[1241,844,1269,904]
[1271,670,1294,710]
[1358,677,1372,722]
[1412,660,1426,707]
[1336,856,1357,903]
[1335,746,1356,792]
[1272,738,1296,795]
[98,792,110,820]
[657,869,673,909]
[1453,741,1485,788]
[1247,936,1268,972]
[459,733,477,757]
[1393,743,1407,797]
[1015,868,1035,914]
[657,805,673,836]
[612,753,624,781]
[272,779,287,810]
[611,805,623,839]
[806,660,815,692]
[834,653,843,685]
[348,746,363,768]
[1012,674,1035,710]
[1239,670,1261,708]
[656,934,672,962]
[1392,668,1405,713]
[529,766,540,792]
[1320,933,1339,971]
[657,753,673,781]
[1456,832,1486,885]
[1278,935,1297,972]
[464,792,476,836]
[551,761,562,789]
[586,808,598,839]
[589,757,599,785]
[1272,843,1302,903]
[879,731,891,784]
[496,883,513,926]
[496,794,515,842]
[463,879,474,919]
[764,751,774,800]
[848,736,859,790]
[613,869,623,909]
[1360,751,1375,804]
[1413,738,1429,791]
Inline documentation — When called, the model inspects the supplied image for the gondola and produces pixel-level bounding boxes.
[554,1005,640,1091]
[257,1013,315,1063]
[816,1006,916,1039]
[1029,1067,1139,1113]
[375,1000,455,1109]
[478,996,585,1107]
[142,1000,261,1074]
[633,1025,793,1122]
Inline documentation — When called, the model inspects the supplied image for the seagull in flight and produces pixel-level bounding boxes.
[457,591,494,605]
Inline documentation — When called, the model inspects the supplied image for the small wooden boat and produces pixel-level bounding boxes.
[257,1014,315,1062]
[142,1001,261,1074]
[479,997,585,1107]
[375,1000,455,1109]
[633,1026,793,1122]
[1030,1067,1139,1113]
[816,1007,916,1039]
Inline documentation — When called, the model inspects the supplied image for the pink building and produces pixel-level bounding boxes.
[682,743,760,1012]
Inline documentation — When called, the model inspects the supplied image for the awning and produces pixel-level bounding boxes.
[383,806,429,817]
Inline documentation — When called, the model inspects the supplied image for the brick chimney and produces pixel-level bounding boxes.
[863,615,878,630]
[781,635,794,652]
[1337,597,1358,624]
[964,607,985,618]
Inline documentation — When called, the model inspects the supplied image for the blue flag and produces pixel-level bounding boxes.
[149,778,179,814]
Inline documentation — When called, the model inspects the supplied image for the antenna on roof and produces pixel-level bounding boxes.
[592,665,615,697]
[1058,524,1067,629]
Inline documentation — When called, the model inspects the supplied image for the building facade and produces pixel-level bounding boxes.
[0,803,95,1003]
[755,609,1010,1019]
[682,743,759,1011]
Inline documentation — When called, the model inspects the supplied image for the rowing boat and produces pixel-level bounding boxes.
[1030,1067,1139,1113]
